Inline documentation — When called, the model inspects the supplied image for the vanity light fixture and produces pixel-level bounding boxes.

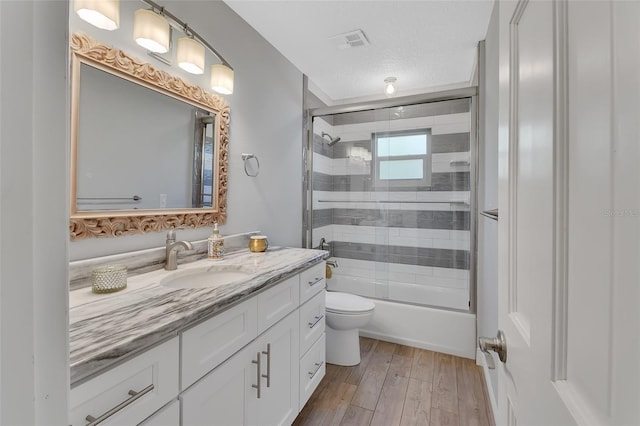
[384,77,398,97]
[210,64,234,95]
[79,0,235,95]
[74,0,120,31]
[136,0,235,95]
[133,8,170,53]
[177,36,205,74]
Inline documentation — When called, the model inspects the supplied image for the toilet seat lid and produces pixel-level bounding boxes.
[325,291,375,314]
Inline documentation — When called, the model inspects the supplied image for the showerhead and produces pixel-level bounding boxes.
[321,131,341,146]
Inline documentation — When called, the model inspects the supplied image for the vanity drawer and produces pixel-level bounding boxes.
[257,275,300,334]
[299,290,326,355]
[181,297,258,389]
[299,333,326,411]
[69,337,179,426]
[299,262,326,303]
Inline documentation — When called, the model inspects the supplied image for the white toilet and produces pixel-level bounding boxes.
[325,291,375,366]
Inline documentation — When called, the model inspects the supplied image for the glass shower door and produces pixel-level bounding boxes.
[310,98,473,312]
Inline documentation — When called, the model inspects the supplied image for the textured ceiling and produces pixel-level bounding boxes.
[224,0,494,103]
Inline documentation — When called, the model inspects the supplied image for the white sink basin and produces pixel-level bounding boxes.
[160,264,255,289]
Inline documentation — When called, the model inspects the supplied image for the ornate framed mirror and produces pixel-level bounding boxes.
[69,33,229,240]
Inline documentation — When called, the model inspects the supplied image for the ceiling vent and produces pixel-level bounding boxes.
[330,29,370,50]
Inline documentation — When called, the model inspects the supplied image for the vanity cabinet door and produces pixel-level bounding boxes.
[182,311,300,426]
[247,311,300,426]
[181,343,255,426]
[181,297,258,390]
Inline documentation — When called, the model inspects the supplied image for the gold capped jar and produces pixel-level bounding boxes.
[91,264,127,293]
[249,235,268,252]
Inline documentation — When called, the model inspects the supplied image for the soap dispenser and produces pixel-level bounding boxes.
[208,222,224,260]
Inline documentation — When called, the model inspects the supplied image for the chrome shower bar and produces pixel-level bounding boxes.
[316,199,468,205]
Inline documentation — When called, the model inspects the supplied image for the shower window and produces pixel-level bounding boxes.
[373,129,431,188]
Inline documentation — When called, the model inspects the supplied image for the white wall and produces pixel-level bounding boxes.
[477,0,499,411]
[69,0,304,259]
[0,1,69,424]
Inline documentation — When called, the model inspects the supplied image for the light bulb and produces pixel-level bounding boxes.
[133,9,170,54]
[74,0,120,31]
[177,37,205,74]
[211,64,234,95]
[384,77,397,97]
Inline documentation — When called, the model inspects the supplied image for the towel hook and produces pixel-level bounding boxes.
[241,153,260,177]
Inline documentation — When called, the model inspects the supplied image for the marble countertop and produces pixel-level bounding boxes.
[69,247,327,386]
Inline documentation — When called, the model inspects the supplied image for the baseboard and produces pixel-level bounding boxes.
[476,348,498,420]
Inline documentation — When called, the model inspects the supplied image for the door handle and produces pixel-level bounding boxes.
[479,330,507,363]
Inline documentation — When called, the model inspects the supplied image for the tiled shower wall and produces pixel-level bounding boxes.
[312,99,472,310]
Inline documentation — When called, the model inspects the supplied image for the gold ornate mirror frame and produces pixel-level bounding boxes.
[69,33,229,241]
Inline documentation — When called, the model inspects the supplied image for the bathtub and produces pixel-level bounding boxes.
[326,274,476,359]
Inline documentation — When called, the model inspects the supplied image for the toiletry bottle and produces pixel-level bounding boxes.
[208,222,224,260]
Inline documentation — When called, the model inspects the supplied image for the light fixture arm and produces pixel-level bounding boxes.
[140,0,233,70]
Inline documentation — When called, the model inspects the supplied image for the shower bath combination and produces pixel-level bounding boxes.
[321,131,341,146]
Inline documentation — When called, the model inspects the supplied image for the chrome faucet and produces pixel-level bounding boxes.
[318,237,330,251]
[165,228,194,271]
[326,260,338,268]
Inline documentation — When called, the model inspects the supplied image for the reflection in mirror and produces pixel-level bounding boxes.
[76,63,216,211]
[193,112,215,208]
[69,33,229,240]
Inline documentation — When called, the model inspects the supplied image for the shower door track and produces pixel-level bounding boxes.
[309,87,478,117]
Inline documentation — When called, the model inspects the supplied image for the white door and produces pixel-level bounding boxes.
[495,0,639,425]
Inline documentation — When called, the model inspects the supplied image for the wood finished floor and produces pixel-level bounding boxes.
[293,338,495,426]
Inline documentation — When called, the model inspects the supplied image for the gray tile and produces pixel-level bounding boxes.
[312,209,333,228]
[431,133,470,153]
[332,175,374,191]
[330,209,470,231]
[430,172,470,191]
[312,172,333,191]
[332,241,469,270]
[328,172,469,192]
[331,139,372,159]
[312,132,333,157]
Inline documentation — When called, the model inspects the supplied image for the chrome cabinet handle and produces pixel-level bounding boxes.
[308,362,324,379]
[308,277,323,287]
[85,384,154,425]
[308,314,324,329]
[252,352,261,399]
[261,343,271,388]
